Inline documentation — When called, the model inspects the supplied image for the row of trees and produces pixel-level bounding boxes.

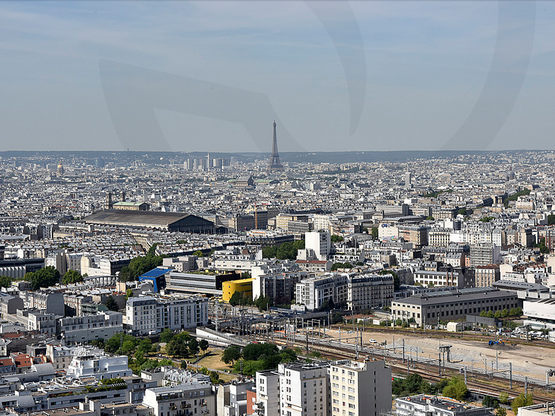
[262,240,305,260]
[119,245,164,282]
[9,267,84,291]
[23,266,60,290]
[331,262,353,271]
[479,307,522,318]
[392,374,467,399]
[162,330,209,358]
[221,343,297,375]
[229,293,272,311]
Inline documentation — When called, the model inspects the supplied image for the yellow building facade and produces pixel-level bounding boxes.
[222,278,253,302]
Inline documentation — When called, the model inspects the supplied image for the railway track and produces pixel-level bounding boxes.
[272,336,555,404]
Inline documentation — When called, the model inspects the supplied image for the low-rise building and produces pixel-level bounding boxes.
[391,288,518,327]
[396,394,493,416]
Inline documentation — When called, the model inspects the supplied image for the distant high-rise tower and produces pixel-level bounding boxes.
[405,171,412,190]
[268,120,284,172]
[106,192,113,210]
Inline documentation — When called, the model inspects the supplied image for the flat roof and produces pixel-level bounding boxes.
[393,288,515,306]
[84,210,203,227]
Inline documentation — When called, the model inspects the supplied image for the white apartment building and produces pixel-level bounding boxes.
[66,349,132,380]
[126,295,208,336]
[58,311,123,344]
[142,383,215,416]
[330,359,392,416]
[278,362,329,416]
[296,273,394,311]
[255,370,280,416]
[305,232,331,261]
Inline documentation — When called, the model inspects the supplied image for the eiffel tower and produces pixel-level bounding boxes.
[268,120,284,172]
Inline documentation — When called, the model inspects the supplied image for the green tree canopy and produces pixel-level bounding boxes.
[0,276,12,288]
[24,266,60,290]
[442,376,468,401]
[380,269,400,290]
[62,269,83,285]
[512,393,533,414]
[119,250,164,282]
[222,345,241,365]
[262,240,305,260]
[105,296,119,311]
[160,328,175,343]
[199,339,209,353]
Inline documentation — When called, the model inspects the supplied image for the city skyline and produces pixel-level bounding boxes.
[1,2,554,152]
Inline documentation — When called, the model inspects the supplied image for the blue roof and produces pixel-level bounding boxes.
[140,267,171,278]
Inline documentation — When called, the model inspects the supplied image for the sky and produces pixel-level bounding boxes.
[0,1,554,153]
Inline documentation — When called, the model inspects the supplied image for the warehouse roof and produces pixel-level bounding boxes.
[393,288,516,306]
[84,209,205,228]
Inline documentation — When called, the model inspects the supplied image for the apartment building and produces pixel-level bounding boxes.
[330,359,392,416]
[296,273,394,311]
[58,311,123,344]
[142,383,215,416]
[66,350,132,380]
[254,370,280,416]
[278,362,329,416]
[126,295,208,336]
[475,265,500,287]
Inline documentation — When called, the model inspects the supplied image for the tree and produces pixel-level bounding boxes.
[499,392,509,404]
[482,395,499,409]
[199,339,209,354]
[24,266,60,290]
[180,361,187,369]
[371,227,378,239]
[331,235,344,242]
[209,370,220,384]
[105,296,119,311]
[222,345,241,365]
[496,408,507,416]
[137,339,152,355]
[126,288,133,300]
[147,244,159,257]
[118,251,164,282]
[62,270,83,285]
[193,250,204,257]
[122,340,136,355]
[188,338,199,356]
[512,393,533,414]
[0,276,11,288]
[442,376,468,401]
[380,270,400,291]
[160,329,175,343]
[229,291,243,306]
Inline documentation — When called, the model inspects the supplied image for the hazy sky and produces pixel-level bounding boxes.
[1,1,554,152]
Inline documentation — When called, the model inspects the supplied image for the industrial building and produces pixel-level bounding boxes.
[84,210,220,233]
[391,288,518,327]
